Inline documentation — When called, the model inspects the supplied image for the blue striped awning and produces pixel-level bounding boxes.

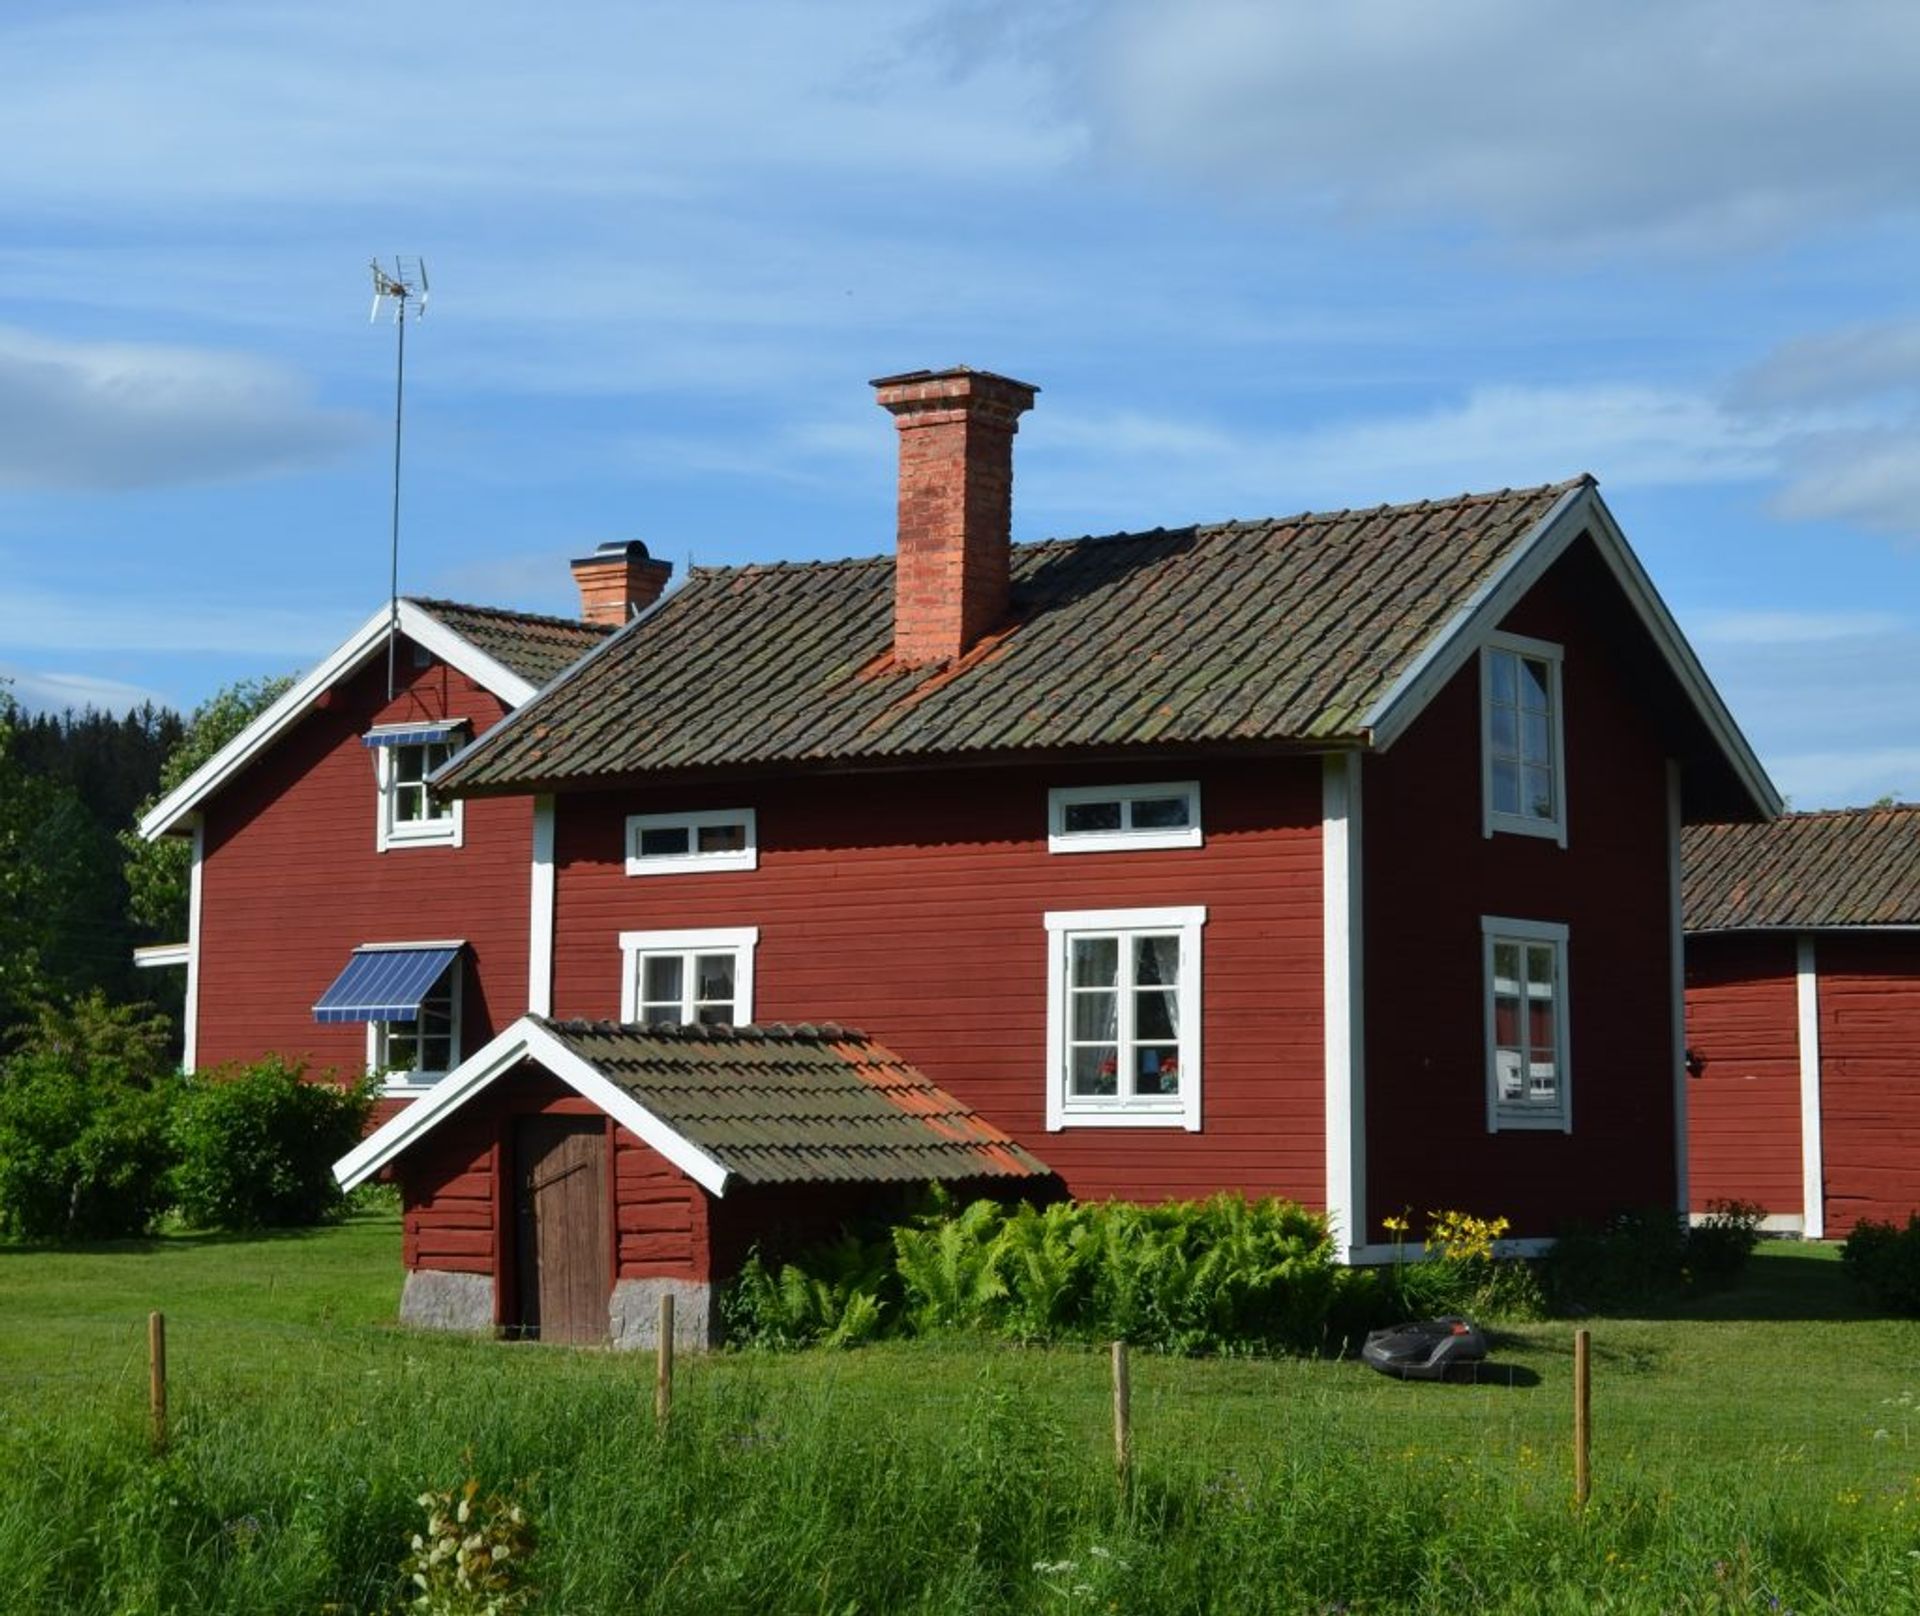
[313,944,461,1024]
[362,720,464,749]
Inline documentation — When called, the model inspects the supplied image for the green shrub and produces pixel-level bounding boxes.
[0,994,177,1240]
[1539,1202,1765,1313]
[723,1192,1385,1355]
[1842,1215,1920,1313]
[168,1059,372,1230]
[1383,1209,1544,1321]
[1687,1197,1765,1288]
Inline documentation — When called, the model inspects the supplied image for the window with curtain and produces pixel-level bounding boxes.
[1482,916,1570,1131]
[618,927,759,1027]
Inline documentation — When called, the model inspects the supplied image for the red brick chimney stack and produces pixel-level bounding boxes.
[872,367,1039,666]
[570,540,673,627]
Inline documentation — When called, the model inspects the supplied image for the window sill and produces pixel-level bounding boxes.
[1488,1109,1569,1133]
[1048,827,1204,855]
[624,851,758,877]
[1053,1104,1199,1131]
[384,825,461,849]
[379,1076,448,1097]
[1485,812,1566,846]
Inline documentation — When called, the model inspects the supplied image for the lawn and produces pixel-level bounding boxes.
[3,1212,1918,1613]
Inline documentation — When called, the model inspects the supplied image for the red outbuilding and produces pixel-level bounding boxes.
[328,364,1780,1342]
[1685,806,1920,1237]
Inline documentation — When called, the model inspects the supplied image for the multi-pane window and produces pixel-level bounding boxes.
[1482,917,1570,1131]
[1483,637,1564,843]
[1048,782,1202,853]
[1045,907,1205,1129]
[375,736,463,849]
[619,928,759,1027]
[625,809,757,875]
[372,967,460,1083]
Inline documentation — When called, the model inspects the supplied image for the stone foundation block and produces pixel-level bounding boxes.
[399,1268,495,1334]
[609,1277,715,1351]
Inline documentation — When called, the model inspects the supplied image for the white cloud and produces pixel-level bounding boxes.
[1767,429,1920,541]
[1087,0,1920,255]
[0,585,343,658]
[0,327,363,491]
[1768,747,1920,811]
[0,665,170,716]
[1732,320,1920,410]
[1688,609,1909,647]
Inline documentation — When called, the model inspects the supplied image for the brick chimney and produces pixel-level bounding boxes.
[570,540,673,627]
[872,367,1039,666]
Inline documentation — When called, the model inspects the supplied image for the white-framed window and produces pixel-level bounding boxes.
[374,734,464,850]
[1044,906,1205,1130]
[369,961,462,1092]
[624,808,758,876]
[1481,634,1566,845]
[619,927,759,1027]
[1482,916,1570,1133]
[1047,781,1203,853]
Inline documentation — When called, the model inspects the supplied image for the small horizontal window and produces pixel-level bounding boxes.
[619,927,759,1027]
[625,809,758,876]
[1048,782,1202,854]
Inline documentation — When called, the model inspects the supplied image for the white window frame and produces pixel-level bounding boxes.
[373,732,465,852]
[1481,915,1571,1133]
[367,954,463,1096]
[1047,781,1203,853]
[618,926,760,1026]
[624,808,758,876]
[1480,633,1566,847]
[1044,905,1205,1131]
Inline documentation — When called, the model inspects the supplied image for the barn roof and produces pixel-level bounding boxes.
[1685,805,1920,933]
[433,474,1778,821]
[408,598,611,688]
[334,1015,1053,1195]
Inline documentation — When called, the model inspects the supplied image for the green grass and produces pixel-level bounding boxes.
[3,1219,1919,1613]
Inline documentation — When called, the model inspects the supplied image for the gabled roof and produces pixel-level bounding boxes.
[1685,806,1920,933]
[138,598,610,840]
[335,1015,1053,1194]
[436,477,1779,819]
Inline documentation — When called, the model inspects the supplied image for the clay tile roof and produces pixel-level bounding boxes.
[438,479,1584,791]
[1684,805,1920,932]
[410,598,613,687]
[535,1018,1054,1187]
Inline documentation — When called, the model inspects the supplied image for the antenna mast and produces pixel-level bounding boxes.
[370,257,429,700]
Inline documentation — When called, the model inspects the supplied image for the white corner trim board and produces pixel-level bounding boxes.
[528,796,555,1016]
[1796,936,1826,1242]
[139,600,537,842]
[333,1016,733,1197]
[1321,751,1366,1262]
[1666,761,1688,1216]
[183,818,205,1073]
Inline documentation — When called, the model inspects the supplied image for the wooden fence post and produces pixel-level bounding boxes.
[1111,1340,1132,1495]
[655,1292,675,1429]
[1573,1327,1591,1508]
[148,1310,168,1455]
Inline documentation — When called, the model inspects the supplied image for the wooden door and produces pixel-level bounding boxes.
[513,1116,609,1343]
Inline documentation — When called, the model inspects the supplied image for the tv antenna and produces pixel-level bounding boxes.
[370,257,429,700]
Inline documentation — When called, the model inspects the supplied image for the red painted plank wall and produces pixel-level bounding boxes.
[401,1107,497,1275]
[1363,537,1682,1241]
[550,757,1326,1207]
[195,646,531,1079]
[1683,934,1801,1216]
[613,1129,709,1279]
[1819,934,1920,1233]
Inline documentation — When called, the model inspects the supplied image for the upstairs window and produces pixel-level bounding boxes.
[619,927,759,1026]
[625,809,758,876]
[1047,782,1203,854]
[367,723,465,850]
[1044,906,1205,1130]
[1481,635,1565,845]
[1482,916,1570,1132]
[371,964,461,1088]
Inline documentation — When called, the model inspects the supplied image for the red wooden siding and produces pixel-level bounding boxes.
[550,757,1326,1207]
[1364,537,1682,1240]
[1683,934,1802,1216]
[195,644,531,1079]
[401,1107,498,1276]
[1818,934,1920,1233]
[614,1129,709,1278]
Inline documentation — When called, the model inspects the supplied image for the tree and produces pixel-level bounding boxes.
[121,675,293,941]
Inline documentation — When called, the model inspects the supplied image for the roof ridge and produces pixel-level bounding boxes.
[546,1016,871,1044]
[409,596,614,633]
[679,477,1588,581]
[1693,803,1920,828]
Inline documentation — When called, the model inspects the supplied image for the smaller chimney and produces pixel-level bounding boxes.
[873,366,1039,667]
[571,539,672,627]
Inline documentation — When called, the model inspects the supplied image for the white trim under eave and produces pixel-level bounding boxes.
[1321,752,1366,1261]
[138,600,538,842]
[1361,480,1781,821]
[333,1015,733,1196]
[1796,935,1826,1241]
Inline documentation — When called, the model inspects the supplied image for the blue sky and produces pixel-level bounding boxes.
[2,0,1917,807]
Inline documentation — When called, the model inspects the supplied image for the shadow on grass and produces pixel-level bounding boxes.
[0,1212,389,1259]
[1552,1246,1879,1325]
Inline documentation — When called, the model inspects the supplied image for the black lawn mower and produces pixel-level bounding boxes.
[1361,1316,1490,1381]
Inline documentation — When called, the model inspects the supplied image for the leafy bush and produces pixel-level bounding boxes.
[1540,1201,1764,1313]
[401,1476,536,1615]
[1842,1215,1920,1314]
[1383,1209,1543,1321]
[169,1059,372,1230]
[1687,1197,1765,1288]
[723,1192,1386,1355]
[0,994,177,1240]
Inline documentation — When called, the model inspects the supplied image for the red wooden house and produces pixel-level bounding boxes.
[1684,805,1920,1237]
[136,591,623,1124]
[331,365,1780,1344]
